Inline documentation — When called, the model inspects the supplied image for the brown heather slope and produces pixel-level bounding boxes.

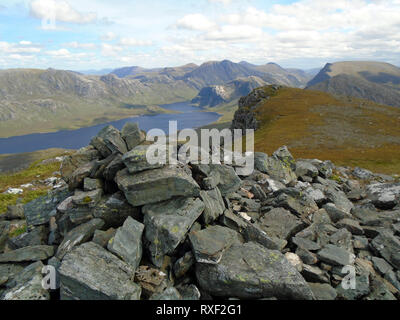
[246,87,400,174]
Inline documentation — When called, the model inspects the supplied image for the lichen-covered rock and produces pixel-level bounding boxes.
[121,122,146,151]
[196,242,315,300]
[0,245,54,263]
[90,125,128,157]
[56,218,105,259]
[7,225,48,250]
[371,230,400,269]
[317,244,355,266]
[116,166,201,207]
[107,216,144,270]
[122,145,164,174]
[143,197,204,267]
[366,183,400,210]
[254,152,297,185]
[190,225,243,264]
[199,188,225,224]
[59,242,141,300]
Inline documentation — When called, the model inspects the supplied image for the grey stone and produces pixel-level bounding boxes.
[366,183,400,210]
[116,166,201,207]
[0,221,10,253]
[103,154,125,181]
[292,237,321,252]
[323,203,349,223]
[59,242,141,300]
[384,270,400,291]
[250,184,267,201]
[71,189,103,206]
[122,144,165,174]
[317,244,355,266]
[371,230,400,269]
[367,277,396,300]
[7,225,48,250]
[295,160,319,179]
[135,265,168,298]
[83,178,103,191]
[258,208,306,240]
[196,242,315,300]
[296,248,318,265]
[56,218,104,259]
[301,264,330,283]
[308,283,337,300]
[177,284,201,300]
[353,167,374,180]
[90,125,128,156]
[350,205,382,226]
[150,287,182,300]
[1,261,49,300]
[143,197,204,267]
[0,245,54,262]
[93,192,141,229]
[5,204,25,220]
[61,146,100,188]
[24,188,72,228]
[174,251,195,279]
[190,225,242,264]
[192,164,242,196]
[254,152,297,185]
[336,218,364,235]
[121,122,145,151]
[107,216,144,270]
[92,228,116,248]
[336,274,370,300]
[325,188,354,214]
[199,188,225,224]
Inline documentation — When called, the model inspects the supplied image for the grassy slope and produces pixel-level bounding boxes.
[0,149,72,214]
[252,87,400,175]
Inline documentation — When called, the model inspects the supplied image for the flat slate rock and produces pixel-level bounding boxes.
[143,197,205,267]
[199,188,225,224]
[116,166,201,207]
[122,145,164,174]
[189,225,242,264]
[108,216,144,271]
[59,242,141,300]
[371,230,400,269]
[196,242,315,300]
[0,245,54,263]
[317,244,355,266]
[366,183,400,210]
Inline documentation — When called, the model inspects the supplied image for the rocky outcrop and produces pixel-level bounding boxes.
[1,122,399,301]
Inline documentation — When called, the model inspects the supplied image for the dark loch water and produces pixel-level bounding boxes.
[0,102,221,154]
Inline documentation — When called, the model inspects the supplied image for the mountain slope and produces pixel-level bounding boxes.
[306,61,400,107]
[231,85,400,174]
[0,68,197,138]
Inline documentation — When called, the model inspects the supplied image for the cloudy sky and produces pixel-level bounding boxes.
[0,0,399,71]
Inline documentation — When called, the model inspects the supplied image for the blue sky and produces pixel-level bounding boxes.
[0,0,399,70]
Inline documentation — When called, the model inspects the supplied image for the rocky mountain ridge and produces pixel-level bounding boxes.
[0,122,399,300]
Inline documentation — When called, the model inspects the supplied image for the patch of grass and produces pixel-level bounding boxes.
[251,87,400,175]
[0,151,68,214]
[9,224,27,239]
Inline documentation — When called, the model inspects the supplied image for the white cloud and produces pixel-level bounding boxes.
[101,32,116,41]
[175,14,217,31]
[119,38,153,47]
[46,48,71,57]
[64,41,97,49]
[208,0,233,5]
[101,43,123,57]
[30,0,97,25]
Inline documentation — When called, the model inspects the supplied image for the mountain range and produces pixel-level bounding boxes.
[0,60,315,138]
[306,61,400,107]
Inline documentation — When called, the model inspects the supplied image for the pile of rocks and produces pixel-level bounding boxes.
[1,122,399,300]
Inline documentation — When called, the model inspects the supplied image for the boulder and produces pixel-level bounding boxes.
[83,178,103,191]
[254,152,297,185]
[93,192,141,228]
[122,145,164,173]
[0,245,54,263]
[59,242,141,300]
[1,262,49,300]
[371,230,400,269]
[192,164,242,196]
[308,283,337,300]
[103,154,125,181]
[199,188,225,224]
[189,225,243,264]
[56,218,105,259]
[135,265,168,298]
[295,160,319,179]
[121,122,146,151]
[116,166,201,207]
[24,188,72,229]
[317,244,355,266]
[107,216,144,271]
[90,125,128,156]
[366,183,400,210]
[258,208,306,240]
[196,242,314,300]
[7,225,48,250]
[143,197,204,267]
[92,228,116,248]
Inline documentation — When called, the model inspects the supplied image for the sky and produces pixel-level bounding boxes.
[0,0,399,71]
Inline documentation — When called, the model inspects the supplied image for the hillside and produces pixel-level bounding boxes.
[191,76,268,108]
[0,68,197,138]
[232,85,400,174]
[306,61,400,107]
